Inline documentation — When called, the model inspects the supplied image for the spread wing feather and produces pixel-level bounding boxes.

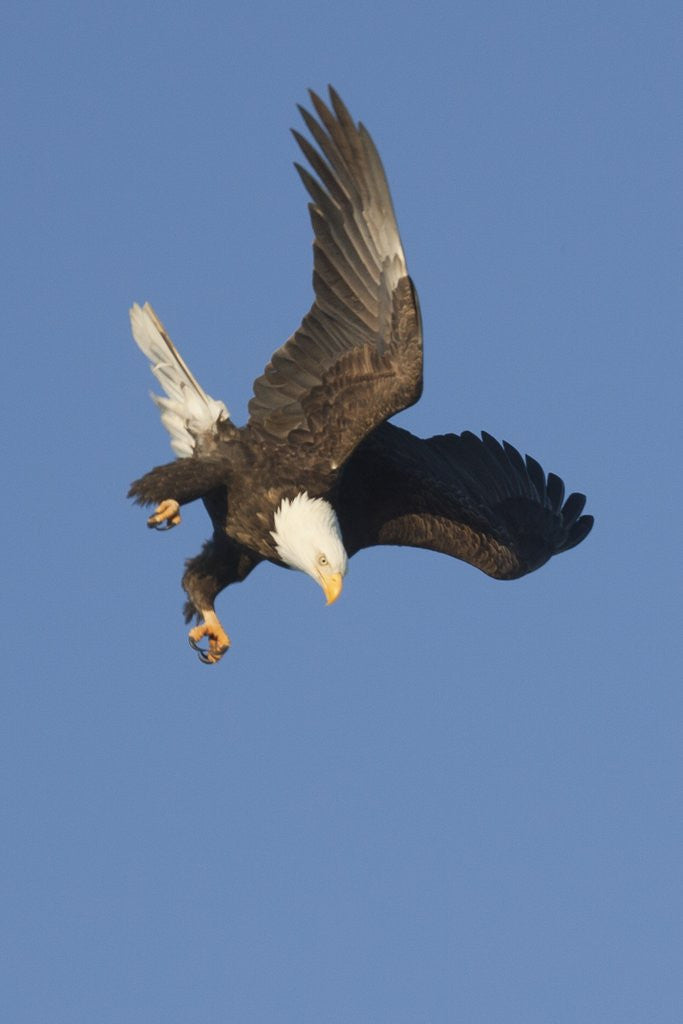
[247,87,422,468]
[337,423,594,578]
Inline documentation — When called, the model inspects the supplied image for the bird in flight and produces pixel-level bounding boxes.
[129,87,593,664]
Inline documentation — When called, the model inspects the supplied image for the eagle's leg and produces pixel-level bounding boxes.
[129,457,232,530]
[182,536,261,665]
[188,610,231,664]
[147,498,181,531]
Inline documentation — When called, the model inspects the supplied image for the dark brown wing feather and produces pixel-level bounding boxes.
[247,87,422,467]
[337,423,593,579]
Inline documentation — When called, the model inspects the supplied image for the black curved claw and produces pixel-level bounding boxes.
[188,634,226,665]
[150,519,175,531]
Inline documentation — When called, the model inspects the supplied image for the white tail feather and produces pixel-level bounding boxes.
[130,302,229,458]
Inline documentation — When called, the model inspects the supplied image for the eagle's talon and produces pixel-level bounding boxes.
[188,635,210,663]
[188,621,230,665]
[147,499,181,531]
[196,648,215,665]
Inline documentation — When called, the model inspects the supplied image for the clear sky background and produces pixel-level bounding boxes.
[2,2,681,1021]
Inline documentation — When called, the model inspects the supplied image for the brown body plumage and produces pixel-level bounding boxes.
[129,87,593,663]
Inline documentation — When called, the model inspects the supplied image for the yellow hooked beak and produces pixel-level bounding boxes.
[321,571,344,606]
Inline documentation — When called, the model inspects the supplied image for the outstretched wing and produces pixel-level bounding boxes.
[130,302,230,457]
[337,423,593,579]
[247,87,422,469]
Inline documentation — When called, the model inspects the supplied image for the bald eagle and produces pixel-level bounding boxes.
[129,88,593,664]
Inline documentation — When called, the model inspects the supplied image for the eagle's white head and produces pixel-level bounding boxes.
[271,492,348,605]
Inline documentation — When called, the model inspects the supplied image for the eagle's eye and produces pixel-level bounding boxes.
[318,554,329,567]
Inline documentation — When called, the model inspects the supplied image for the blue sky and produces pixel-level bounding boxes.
[2,2,681,1021]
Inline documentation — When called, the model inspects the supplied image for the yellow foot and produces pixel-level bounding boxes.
[188,614,231,665]
[147,499,181,531]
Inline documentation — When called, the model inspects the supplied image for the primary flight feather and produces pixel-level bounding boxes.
[128,87,593,664]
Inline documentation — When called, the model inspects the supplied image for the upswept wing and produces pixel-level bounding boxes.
[247,88,422,468]
[337,424,593,578]
[130,302,230,457]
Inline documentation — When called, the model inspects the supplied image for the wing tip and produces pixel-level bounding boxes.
[558,512,594,554]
